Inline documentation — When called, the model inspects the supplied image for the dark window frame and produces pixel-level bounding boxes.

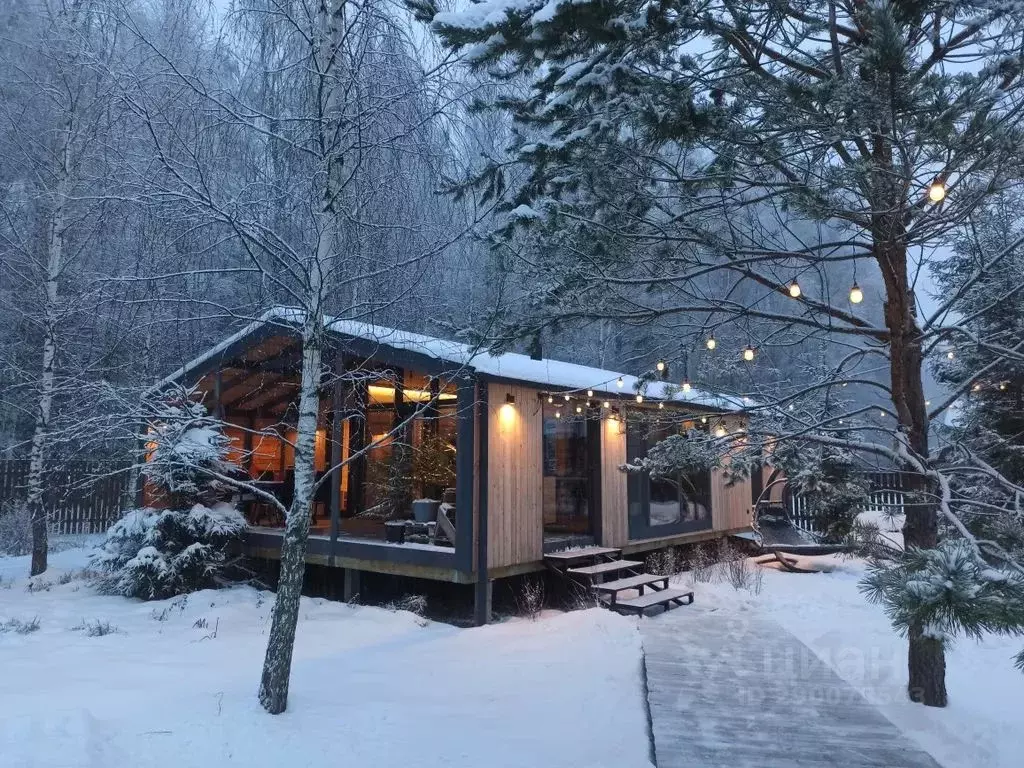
[626,415,713,540]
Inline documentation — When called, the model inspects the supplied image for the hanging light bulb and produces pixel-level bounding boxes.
[554,410,561,419]
[563,393,571,401]
[838,419,844,425]
[656,360,666,373]
[616,376,624,388]
[788,281,802,298]
[682,379,692,393]
[849,283,864,304]
[947,350,955,360]
[635,394,644,404]
[706,336,717,351]
[547,394,553,404]
[743,346,756,362]
[658,402,664,409]
[928,181,947,203]
[602,400,610,409]
[576,405,583,414]
[700,416,708,424]
[587,389,594,398]
[999,382,1008,391]
[972,383,982,392]
[714,424,727,437]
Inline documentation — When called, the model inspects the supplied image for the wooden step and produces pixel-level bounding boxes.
[613,588,694,616]
[593,573,670,596]
[567,559,644,578]
[544,546,621,564]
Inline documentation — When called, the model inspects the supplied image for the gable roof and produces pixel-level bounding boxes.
[154,307,745,412]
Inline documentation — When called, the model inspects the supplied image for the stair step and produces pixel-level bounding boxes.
[544,546,621,563]
[593,573,670,594]
[613,588,694,615]
[567,559,644,577]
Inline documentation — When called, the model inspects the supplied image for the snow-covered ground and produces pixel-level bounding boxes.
[0,543,651,768]
[685,556,1023,768]
[2,540,1021,768]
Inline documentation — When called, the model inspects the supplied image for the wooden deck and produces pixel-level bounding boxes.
[641,613,940,768]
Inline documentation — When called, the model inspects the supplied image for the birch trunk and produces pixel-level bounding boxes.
[26,121,72,577]
[258,292,325,714]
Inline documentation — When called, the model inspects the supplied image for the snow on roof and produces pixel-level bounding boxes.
[152,307,744,412]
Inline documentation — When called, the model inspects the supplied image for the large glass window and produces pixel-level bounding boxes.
[542,405,592,536]
[627,416,712,539]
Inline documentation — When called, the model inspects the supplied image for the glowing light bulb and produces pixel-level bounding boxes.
[554,411,561,419]
[706,336,716,351]
[928,181,946,203]
[656,360,666,372]
[849,283,864,304]
[576,405,583,414]
[635,394,644,404]
[564,393,570,401]
[602,400,610,408]
[587,389,594,397]
[788,281,801,298]
[617,376,624,388]
[947,350,955,360]
[700,416,708,424]
[658,402,664,409]
[682,379,692,393]
[743,346,755,362]
[972,383,981,392]
[547,394,553,404]
[999,382,1007,391]
[715,425,727,437]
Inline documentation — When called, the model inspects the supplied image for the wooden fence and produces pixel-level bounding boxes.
[787,471,906,535]
[0,460,132,535]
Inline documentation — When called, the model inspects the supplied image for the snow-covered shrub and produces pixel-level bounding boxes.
[774,444,870,543]
[862,539,1024,669]
[91,503,246,600]
[0,500,32,556]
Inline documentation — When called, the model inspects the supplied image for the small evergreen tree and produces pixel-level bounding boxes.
[92,387,246,600]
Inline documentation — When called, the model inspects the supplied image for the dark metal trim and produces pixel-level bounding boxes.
[454,374,476,573]
[474,379,490,625]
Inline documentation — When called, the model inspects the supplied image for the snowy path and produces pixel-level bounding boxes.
[641,612,941,768]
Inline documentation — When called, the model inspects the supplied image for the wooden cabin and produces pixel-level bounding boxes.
[151,309,755,621]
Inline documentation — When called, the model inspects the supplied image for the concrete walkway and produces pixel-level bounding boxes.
[640,613,941,768]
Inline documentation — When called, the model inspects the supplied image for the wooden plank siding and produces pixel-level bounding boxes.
[600,414,628,548]
[485,382,544,569]
[711,415,754,532]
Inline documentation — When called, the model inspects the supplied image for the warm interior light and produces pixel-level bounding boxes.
[849,283,864,304]
[928,181,946,203]
[788,281,802,298]
[743,346,755,362]
[706,336,716,351]
[368,385,456,404]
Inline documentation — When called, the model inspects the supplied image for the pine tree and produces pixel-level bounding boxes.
[425,0,1024,705]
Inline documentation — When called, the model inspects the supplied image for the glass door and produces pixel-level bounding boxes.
[542,404,592,536]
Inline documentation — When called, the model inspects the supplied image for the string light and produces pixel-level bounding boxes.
[587,389,594,397]
[576,405,583,414]
[682,379,692,393]
[547,394,553,404]
[788,281,802,298]
[555,411,561,419]
[972,383,982,392]
[926,400,931,406]
[700,416,708,424]
[706,336,717,351]
[999,382,1008,391]
[617,376,624,388]
[928,181,947,203]
[658,402,664,409]
[743,346,756,362]
[602,400,610,408]
[564,393,571,401]
[656,360,666,373]
[714,424,727,437]
[849,283,864,304]
[635,394,644,404]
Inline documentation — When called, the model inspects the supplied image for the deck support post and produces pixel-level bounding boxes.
[454,374,476,574]
[343,568,361,602]
[329,352,343,551]
[474,379,489,626]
